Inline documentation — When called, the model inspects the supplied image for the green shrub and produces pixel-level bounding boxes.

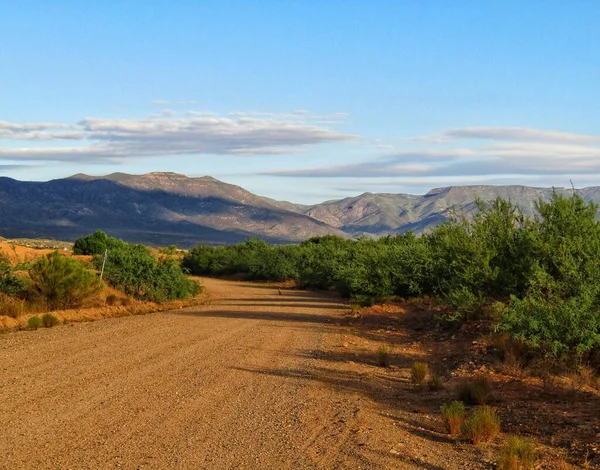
[42,313,59,328]
[29,251,104,310]
[27,316,42,330]
[0,253,25,297]
[72,230,126,255]
[497,435,536,470]
[440,401,465,437]
[458,374,492,405]
[410,362,429,385]
[97,243,200,302]
[182,192,600,358]
[462,406,500,444]
[376,345,390,367]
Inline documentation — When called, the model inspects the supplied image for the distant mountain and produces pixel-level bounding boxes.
[292,185,597,236]
[0,173,345,247]
[0,172,598,246]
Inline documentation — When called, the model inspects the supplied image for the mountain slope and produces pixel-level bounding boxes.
[0,173,345,246]
[297,185,591,235]
[1,172,599,245]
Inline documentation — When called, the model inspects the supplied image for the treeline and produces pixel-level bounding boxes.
[182,193,600,357]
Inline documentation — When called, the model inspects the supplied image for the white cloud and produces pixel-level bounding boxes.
[416,126,600,144]
[0,113,356,163]
[161,109,176,117]
[266,126,600,184]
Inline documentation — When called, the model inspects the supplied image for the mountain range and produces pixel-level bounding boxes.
[0,172,598,247]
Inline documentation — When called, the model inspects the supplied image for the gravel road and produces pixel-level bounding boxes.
[0,278,389,470]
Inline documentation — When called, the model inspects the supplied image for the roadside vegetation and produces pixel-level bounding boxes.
[182,192,600,361]
[0,231,201,329]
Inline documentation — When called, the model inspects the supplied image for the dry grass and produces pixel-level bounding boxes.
[0,300,24,318]
[376,345,391,367]
[411,361,429,385]
[497,435,537,470]
[461,406,500,445]
[0,289,208,331]
[428,372,444,391]
[458,374,492,405]
[440,401,465,438]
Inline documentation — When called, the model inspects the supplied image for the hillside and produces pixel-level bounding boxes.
[1,172,599,245]
[294,185,596,236]
[0,173,345,246]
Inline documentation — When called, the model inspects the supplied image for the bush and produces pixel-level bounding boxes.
[27,316,42,330]
[0,253,25,297]
[97,243,200,302]
[458,374,492,405]
[462,406,500,444]
[440,401,465,437]
[72,230,126,255]
[183,193,600,358]
[410,362,429,385]
[497,435,536,470]
[42,313,59,328]
[376,345,390,367]
[29,251,104,310]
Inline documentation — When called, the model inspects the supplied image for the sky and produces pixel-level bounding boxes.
[1,1,599,203]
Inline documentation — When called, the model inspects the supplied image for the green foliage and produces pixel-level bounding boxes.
[462,406,500,445]
[497,435,537,470]
[182,192,600,357]
[27,315,42,330]
[0,253,25,297]
[440,401,465,437]
[97,242,200,302]
[42,313,59,328]
[499,193,600,356]
[73,230,126,255]
[29,251,104,310]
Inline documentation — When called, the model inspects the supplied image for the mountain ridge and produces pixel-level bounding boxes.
[1,172,599,246]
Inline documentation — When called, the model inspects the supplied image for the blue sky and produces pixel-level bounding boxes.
[1,1,599,203]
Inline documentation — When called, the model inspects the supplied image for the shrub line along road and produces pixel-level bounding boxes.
[1,278,480,469]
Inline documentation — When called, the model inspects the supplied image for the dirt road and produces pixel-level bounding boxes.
[1,278,486,470]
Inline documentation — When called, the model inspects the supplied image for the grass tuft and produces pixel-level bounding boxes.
[440,401,465,438]
[461,405,500,444]
[410,361,429,385]
[497,435,537,470]
[376,345,391,367]
[27,316,43,330]
[42,313,59,328]
[458,374,492,405]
